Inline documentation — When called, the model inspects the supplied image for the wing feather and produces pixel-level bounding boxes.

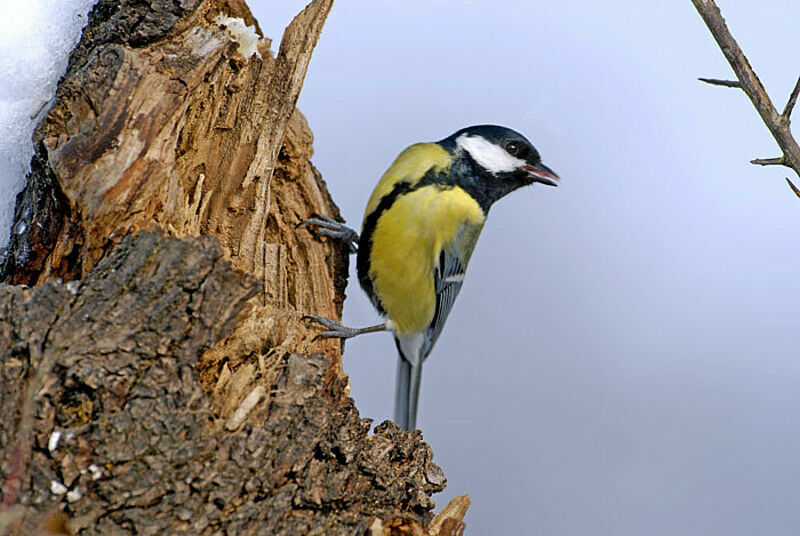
[422,222,482,359]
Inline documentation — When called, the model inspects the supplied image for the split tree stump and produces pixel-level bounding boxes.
[0,0,469,533]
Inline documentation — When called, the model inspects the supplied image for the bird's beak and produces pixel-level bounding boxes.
[522,163,560,187]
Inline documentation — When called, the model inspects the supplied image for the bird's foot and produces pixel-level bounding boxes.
[303,315,387,340]
[298,214,359,253]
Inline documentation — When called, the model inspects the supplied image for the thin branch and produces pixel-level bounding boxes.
[787,178,800,199]
[782,75,800,120]
[750,157,785,166]
[691,0,800,195]
[698,77,741,88]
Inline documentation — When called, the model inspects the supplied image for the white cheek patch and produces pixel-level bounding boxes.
[456,134,526,174]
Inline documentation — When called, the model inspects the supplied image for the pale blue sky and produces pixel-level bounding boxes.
[253,2,800,534]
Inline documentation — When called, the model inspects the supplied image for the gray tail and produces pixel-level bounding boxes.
[394,354,423,432]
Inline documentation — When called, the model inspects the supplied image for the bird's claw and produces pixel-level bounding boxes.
[298,214,359,253]
[302,314,340,329]
[303,315,358,340]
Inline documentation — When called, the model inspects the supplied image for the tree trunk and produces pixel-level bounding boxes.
[0,0,469,534]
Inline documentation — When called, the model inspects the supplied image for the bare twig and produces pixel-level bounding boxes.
[750,157,785,166]
[782,75,800,120]
[787,178,800,199]
[698,77,741,88]
[691,0,800,194]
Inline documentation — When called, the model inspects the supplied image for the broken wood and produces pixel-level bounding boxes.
[0,0,469,533]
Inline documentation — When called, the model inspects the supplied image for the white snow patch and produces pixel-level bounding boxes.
[0,0,98,248]
[213,14,263,59]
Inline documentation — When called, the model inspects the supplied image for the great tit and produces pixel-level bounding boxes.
[303,125,558,431]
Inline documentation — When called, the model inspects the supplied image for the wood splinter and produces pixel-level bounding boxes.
[225,385,266,431]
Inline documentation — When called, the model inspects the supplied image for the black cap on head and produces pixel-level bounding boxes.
[440,124,558,185]
[443,125,540,163]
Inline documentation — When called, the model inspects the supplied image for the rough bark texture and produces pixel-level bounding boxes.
[0,232,448,535]
[0,0,469,534]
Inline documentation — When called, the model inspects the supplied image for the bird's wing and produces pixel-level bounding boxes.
[422,221,483,359]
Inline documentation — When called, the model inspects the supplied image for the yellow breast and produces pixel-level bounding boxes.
[363,143,453,220]
[368,184,485,334]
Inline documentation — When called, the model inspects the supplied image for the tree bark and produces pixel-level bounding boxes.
[0,0,468,534]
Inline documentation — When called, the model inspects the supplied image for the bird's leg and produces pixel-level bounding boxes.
[298,214,359,254]
[304,315,387,340]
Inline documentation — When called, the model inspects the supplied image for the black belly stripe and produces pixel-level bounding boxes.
[356,150,506,316]
[356,170,454,315]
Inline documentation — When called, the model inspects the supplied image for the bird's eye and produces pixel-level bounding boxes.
[505,141,520,156]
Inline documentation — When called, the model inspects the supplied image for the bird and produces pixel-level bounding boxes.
[302,125,558,431]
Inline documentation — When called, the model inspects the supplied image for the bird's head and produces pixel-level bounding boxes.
[446,125,559,188]
[437,125,558,210]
